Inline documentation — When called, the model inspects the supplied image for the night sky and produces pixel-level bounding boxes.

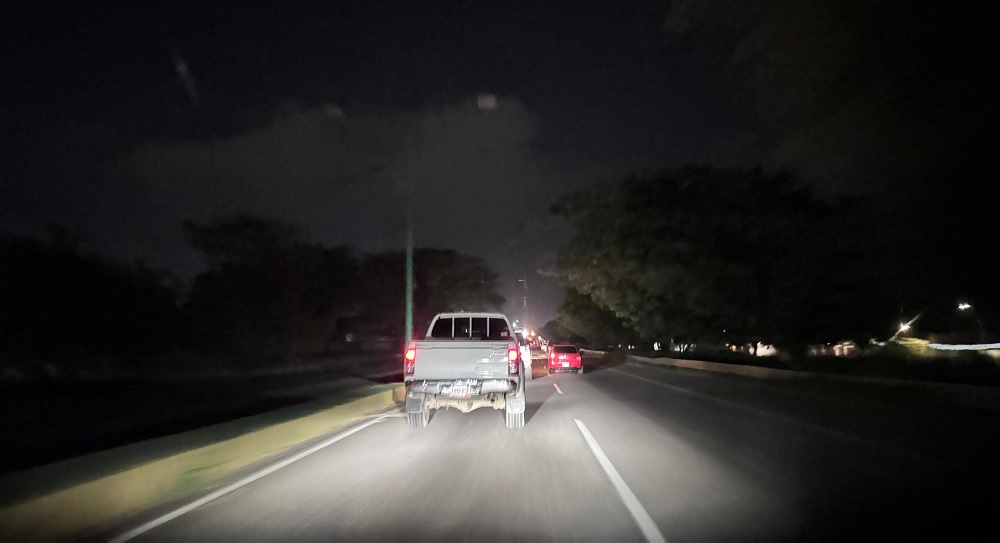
[2,1,994,325]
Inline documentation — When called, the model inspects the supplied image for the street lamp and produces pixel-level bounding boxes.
[889,312,922,342]
[957,302,985,342]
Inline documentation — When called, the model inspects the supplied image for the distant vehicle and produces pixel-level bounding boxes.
[404,312,527,429]
[548,344,583,374]
[514,331,533,381]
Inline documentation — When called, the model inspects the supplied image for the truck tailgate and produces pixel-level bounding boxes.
[412,340,512,381]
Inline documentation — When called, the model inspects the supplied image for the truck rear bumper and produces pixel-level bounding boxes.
[405,380,524,414]
[406,378,517,395]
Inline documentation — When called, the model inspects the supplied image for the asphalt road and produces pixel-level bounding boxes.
[109,354,999,542]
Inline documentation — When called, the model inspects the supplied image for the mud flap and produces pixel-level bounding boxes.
[405,390,427,413]
[505,390,526,415]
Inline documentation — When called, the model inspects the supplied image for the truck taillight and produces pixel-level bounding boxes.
[404,347,416,375]
[508,348,519,375]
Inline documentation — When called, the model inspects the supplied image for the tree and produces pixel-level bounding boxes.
[358,248,506,340]
[0,234,179,361]
[549,166,840,347]
[182,215,360,361]
[548,288,636,348]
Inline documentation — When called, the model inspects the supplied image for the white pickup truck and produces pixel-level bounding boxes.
[403,312,526,429]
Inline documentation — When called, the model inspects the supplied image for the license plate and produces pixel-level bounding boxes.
[562,362,569,367]
[449,383,472,398]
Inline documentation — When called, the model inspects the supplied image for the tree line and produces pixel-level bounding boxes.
[0,215,505,374]
[542,166,996,351]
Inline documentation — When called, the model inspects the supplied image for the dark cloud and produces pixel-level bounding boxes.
[9,97,568,323]
[660,0,996,193]
[112,96,547,255]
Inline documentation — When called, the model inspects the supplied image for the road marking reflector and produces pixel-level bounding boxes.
[574,418,667,543]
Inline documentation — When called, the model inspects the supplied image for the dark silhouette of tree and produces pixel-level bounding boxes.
[545,288,635,347]
[0,235,179,361]
[181,215,359,361]
[359,248,506,340]
[549,166,846,347]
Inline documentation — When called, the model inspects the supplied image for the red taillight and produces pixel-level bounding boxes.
[404,347,416,375]
[508,348,519,375]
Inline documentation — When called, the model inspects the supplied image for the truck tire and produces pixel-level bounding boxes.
[407,397,429,429]
[505,409,524,429]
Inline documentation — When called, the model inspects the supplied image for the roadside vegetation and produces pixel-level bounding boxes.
[541,166,999,387]
[0,216,505,382]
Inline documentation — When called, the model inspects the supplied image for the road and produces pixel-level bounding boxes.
[105,353,999,542]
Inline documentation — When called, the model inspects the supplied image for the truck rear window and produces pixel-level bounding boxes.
[430,318,454,338]
[552,345,578,354]
[429,317,510,339]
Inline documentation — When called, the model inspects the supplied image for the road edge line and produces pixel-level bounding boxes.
[0,384,405,541]
[108,416,387,542]
[574,418,667,543]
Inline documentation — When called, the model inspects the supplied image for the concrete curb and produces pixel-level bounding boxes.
[627,355,1000,412]
[629,355,814,380]
[0,384,404,541]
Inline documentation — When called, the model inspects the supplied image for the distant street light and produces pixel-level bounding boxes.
[889,311,923,342]
[956,302,985,341]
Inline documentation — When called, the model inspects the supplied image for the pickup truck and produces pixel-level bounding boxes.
[403,312,526,429]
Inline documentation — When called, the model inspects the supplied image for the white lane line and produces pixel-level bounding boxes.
[552,382,563,395]
[574,419,667,543]
[109,415,388,543]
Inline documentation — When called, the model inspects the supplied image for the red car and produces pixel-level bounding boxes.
[547,344,583,374]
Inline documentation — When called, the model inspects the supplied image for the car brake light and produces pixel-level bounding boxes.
[404,347,416,375]
[508,348,519,362]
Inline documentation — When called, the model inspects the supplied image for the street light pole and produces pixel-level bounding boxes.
[517,277,528,327]
[329,111,414,344]
[404,200,414,342]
